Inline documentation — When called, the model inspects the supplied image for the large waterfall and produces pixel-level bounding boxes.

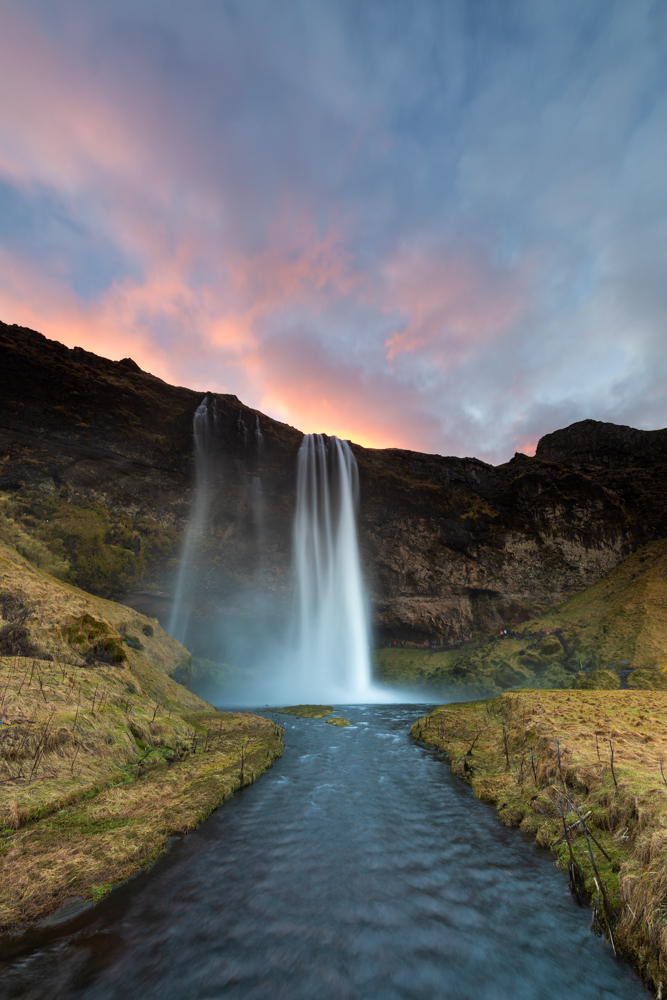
[169,405,390,705]
[293,434,372,701]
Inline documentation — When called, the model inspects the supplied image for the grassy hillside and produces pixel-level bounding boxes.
[0,488,179,601]
[0,539,283,932]
[412,691,667,992]
[376,539,667,696]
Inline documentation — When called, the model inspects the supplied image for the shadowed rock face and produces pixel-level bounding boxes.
[536,418,667,469]
[2,320,667,656]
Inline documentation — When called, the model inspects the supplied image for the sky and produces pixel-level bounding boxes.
[0,0,666,462]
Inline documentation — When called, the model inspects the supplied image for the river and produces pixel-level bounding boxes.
[0,704,648,999]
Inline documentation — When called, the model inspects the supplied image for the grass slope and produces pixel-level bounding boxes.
[0,541,284,932]
[0,489,179,601]
[412,691,667,992]
[376,539,667,696]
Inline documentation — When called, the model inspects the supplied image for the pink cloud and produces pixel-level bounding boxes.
[5,4,642,464]
[382,241,526,366]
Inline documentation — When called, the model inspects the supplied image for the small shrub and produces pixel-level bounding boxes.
[627,669,667,691]
[0,592,32,624]
[93,637,127,665]
[538,636,562,657]
[573,670,620,690]
[0,624,40,657]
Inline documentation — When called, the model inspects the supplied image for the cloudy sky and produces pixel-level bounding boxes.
[1,0,666,461]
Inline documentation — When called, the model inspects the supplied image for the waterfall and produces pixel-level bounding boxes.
[168,395,218,644]
[293,434,372,701]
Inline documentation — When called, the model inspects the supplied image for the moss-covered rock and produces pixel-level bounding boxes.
[537,635,562,657]
[272,705,334,719]
[325,717,351,727]
[573,669,620,690]
[627,668,667,690]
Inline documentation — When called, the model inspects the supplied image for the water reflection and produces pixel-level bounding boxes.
[0,706,648,999]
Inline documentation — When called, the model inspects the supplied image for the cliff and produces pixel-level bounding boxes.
[2,320,667,664]
[376,538,667,695]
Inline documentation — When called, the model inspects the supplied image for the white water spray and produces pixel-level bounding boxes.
[168,395,217,644]
[293,434,373,701]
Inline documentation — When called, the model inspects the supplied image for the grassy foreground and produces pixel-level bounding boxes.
[0,539,284,932]
[412,690,667,992]
[0,654,283,932]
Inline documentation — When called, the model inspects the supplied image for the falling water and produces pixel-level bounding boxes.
[168,395,218,644]
[293,434,372,701]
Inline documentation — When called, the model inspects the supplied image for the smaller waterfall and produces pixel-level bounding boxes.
[168,395,218,644]
[293,434,372,701]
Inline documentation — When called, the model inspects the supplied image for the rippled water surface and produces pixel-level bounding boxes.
[0,705,649,999]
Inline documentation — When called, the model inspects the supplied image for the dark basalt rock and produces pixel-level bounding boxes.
[2,319,667,657]
[536,418,667,469]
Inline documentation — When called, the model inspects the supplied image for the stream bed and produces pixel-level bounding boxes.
[0,704,649,999]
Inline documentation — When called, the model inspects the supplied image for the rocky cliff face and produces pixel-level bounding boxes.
[2,321,667,659]
[536,418,667,469]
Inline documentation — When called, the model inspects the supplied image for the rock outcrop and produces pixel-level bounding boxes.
[2,320,667,658]
[536,418,667,469]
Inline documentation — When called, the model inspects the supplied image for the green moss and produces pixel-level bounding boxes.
[88,883,114,900]
[517,650,542,668]
[573,670,620,690]
[272,705,334,718]
[538,635,562,657]
[627,669,667,690]
[325,717,351,726]
[61,614,126,664]
[0,490,180,600]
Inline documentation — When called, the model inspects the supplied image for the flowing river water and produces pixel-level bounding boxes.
[0,705,649,1000]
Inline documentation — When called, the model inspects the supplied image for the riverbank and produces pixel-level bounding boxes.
[412,690,667,993]
[0,541,283,933]
[0,652,283,932]
[2,703,646,1000]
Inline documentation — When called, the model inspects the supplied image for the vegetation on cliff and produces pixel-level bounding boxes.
[377,539,667,697]
[0,488,179,600]
[412,691,667,993]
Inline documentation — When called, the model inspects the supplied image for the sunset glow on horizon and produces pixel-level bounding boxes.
[1,2,667,463]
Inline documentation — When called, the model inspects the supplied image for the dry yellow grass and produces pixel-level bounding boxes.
[0,652,283,932]
[412,690,667,994]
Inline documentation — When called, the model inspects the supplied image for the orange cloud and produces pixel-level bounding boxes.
[0,9,534,459]
[382,242,526,366]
